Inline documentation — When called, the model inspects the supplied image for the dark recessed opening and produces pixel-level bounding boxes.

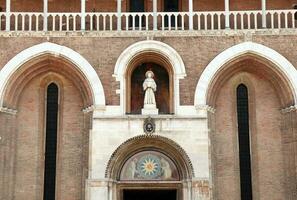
[123,189,177,200]
[43,83,59,200]
[294,5,297,20]
[130,62,170,114]
[237,84,253,200]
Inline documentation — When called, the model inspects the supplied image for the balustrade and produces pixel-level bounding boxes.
[0,10,296,32]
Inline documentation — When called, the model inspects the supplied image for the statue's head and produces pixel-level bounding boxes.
[145,70,154,78]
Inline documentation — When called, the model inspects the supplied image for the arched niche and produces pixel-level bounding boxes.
[114,40,186,115]
[127,57,173,114]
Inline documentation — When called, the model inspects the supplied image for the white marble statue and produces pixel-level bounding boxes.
[143,70,157,108]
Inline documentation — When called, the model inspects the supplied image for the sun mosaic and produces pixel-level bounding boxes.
[137,154,162,179]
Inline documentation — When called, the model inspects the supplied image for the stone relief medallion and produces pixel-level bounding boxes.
[120,151,179,181]
[143,117,155,134]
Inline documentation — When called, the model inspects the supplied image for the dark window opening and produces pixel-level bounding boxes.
[123,189,177,200]
[237,84,253,200]
[294,5,297,20]
[129,0,145,28]
[130,63,170,114]
[43,83,59,200]
[164,0,180,27]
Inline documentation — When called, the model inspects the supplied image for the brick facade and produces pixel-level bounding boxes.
[0,1,297,200]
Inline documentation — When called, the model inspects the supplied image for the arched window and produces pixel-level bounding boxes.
[236,84,253,200]
[43,83,59,200]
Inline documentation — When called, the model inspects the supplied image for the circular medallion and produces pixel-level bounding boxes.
[143,117,155,134]
[137,154,162,179]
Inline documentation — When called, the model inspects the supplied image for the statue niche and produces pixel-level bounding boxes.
[129,63,170,114]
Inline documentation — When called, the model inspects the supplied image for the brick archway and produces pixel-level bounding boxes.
[195,42,297,110]
[0,42,105,111]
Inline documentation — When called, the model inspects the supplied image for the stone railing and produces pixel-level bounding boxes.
[0,9,296,32]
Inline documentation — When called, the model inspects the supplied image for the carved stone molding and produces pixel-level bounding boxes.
[105,134,195,179]
[0,107,17,115]
[82,105,95,113]
[195,105,216,113]
[281,105,297,114]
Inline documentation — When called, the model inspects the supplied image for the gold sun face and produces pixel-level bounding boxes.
[141,159,158,175]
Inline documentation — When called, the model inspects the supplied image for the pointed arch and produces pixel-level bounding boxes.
[0,42,105,109]
[195,42,297,108]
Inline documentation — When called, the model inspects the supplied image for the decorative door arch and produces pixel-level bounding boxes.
[105,135,194,200]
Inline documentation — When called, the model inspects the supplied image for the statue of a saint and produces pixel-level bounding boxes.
[143,71,157,108]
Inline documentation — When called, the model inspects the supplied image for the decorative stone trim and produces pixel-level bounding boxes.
[195,105,216,113]
[0,107,17,115]
[281,105,297,113]
[105,134,195,179]
[82,105,95,113]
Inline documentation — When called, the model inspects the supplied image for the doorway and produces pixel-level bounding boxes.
[123,189,177,200]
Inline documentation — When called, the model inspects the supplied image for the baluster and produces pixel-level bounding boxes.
[271,13,274,29]
[198,14,201,30]
[89,14,93,31]
[36,15,39,31]
[66,15,69,31]
[254,13,257,29]
[291,11,294,28]
[234,13,237,30]
[240,13,244,30]
[29,14,32,31]
[139,14,142,30]
[181,14,185,30]
[59,15,62,31]
[278,12,281,28]
[109,14,113,30]
[103,15,106,31]
[162,14,164,30]
[211,14,214,30]
[204,14,207,30]
[22,14,25,31]
[15,14,18,31]
[168,14,171,30]
[174,14,178,30]
[247,13,251,29]
[285,12,288,28]
[125,15,128,30]
[73,15,77,31]
[96,15,99,31]
[218,14,221,30]
[145,14,148,31]
[132,14,135,30]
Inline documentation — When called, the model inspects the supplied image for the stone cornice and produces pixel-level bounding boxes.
[0,107,18,115]
[281,105,297,114]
